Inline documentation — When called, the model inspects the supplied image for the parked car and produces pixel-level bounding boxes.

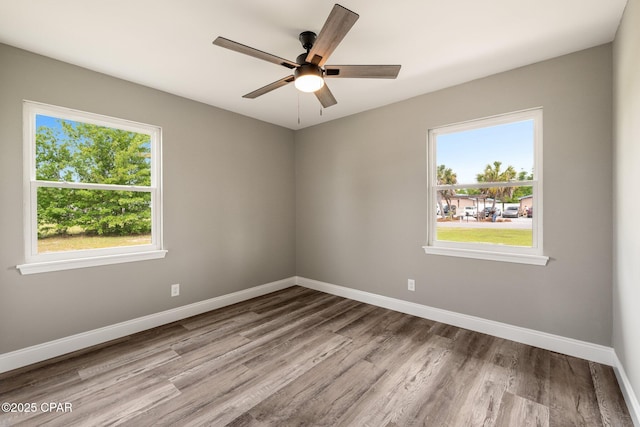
[442,205,456,216]
[503,206,519,218]
[463,206,477,217]
[527,206,533,218]
[436,205,452,216]
[483,207,501,217]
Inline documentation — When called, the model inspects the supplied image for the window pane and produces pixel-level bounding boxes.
[37,187,151,253]
[436,190,534,247]
[35,114,151,186]
[436,119,534,184]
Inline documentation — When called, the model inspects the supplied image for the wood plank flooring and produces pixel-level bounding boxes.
[0,286,633,426]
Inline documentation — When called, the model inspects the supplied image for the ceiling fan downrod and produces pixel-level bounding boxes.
[299,31,317,53]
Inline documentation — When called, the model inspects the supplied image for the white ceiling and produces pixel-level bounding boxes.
[0,0,627,130]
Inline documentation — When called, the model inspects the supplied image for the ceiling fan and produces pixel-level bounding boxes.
[212,4,401,108]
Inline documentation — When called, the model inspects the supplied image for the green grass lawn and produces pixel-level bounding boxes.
[38,234,151,253]
[437,227,532,246]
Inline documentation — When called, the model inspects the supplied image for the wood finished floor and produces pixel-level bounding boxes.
[0,286,633,426]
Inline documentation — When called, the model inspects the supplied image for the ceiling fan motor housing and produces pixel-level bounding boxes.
[296,53,310,65]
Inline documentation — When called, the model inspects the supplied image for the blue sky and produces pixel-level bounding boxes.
[36,114,150,150]
[36,114,63,130]
[437,119,534,183]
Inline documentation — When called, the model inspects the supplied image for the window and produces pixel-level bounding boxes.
[18,101,166,274]
[423,109,548,265]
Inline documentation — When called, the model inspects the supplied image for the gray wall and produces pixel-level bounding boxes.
[0,44,296,353]
[0,41,618,356]
[613,0,640,409]
[296,44,613,345]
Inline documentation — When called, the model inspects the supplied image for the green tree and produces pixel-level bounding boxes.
[437,164,457,218]
[517,170,533,181]
[63,122,150,186]
[476,161,517,209]
[510,169,534,202]
[36,120,152,237]
[36,126,75,236]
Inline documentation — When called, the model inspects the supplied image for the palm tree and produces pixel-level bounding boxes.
[437,165,457,218]
[476,161,517,210]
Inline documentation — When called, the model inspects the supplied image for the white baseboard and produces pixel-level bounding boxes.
[613,353,640,427]
[295,276,616,366]
[0,276,296,374]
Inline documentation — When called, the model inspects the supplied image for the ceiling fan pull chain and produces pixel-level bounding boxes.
[297,92,301,125]
[320,107,323,116]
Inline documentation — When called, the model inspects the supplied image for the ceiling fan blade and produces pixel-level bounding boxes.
[243,76,295,99]
[306,4,359,67]
[325,65,401,79]
[314,84,338,108]
[213,37,299,70]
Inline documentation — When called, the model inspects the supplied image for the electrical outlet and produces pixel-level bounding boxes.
[408,279,415,291]
[171,283,180,297]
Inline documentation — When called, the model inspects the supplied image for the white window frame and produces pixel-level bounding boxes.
[17,101,166,275]
[423,108,548,266]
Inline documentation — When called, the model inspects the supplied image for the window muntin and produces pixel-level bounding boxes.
[425,109,546,264]
[21,101,164,270]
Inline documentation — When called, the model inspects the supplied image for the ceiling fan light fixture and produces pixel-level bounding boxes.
[294,64,324,93]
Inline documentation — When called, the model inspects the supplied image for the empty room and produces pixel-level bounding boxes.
[0,0,639,425]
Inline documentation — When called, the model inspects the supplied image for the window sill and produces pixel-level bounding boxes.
[16,250,168,275]
[422,246,548,266]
